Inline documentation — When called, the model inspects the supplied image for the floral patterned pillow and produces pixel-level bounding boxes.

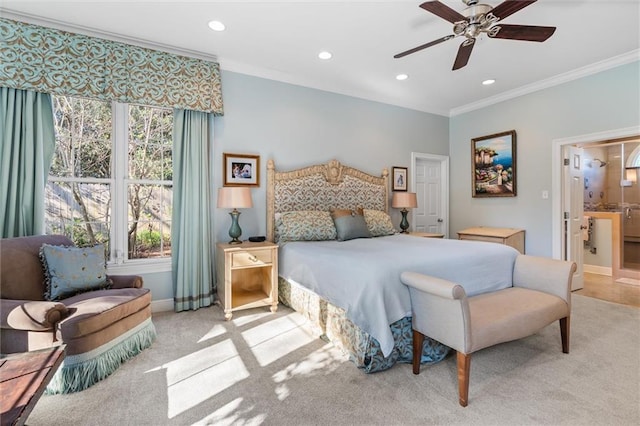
[362,209,397,237]
[277,210,337,242]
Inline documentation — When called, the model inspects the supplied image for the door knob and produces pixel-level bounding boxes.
[437,218,443,223]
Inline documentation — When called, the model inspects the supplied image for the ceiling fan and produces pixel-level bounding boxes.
[394,0,556,70]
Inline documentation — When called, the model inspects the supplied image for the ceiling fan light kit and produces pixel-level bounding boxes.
[395,0,556,70]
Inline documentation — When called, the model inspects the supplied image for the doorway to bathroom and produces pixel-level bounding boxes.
[566,135,640,284]
[553,126,640,306]
[582,139,640,274]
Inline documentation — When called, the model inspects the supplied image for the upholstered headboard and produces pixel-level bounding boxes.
[266,159,389,242]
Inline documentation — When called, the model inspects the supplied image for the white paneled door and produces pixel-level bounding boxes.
[412,153,449,237]
[563,145,585,291]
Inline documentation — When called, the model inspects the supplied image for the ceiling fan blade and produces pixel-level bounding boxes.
[394,35,455,59]
[452,39,475,70]
[420,1,466,24]
[490,0,537,21]
[489,24,556,42]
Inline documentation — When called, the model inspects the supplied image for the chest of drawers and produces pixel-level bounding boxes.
[457,227,525,254]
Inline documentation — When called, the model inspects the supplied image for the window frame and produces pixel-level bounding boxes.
[46,98,173,274]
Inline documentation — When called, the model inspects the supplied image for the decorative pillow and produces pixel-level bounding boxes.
[361,208,397,237]
[330,209,372,241]
[40,244,111,301]
[277,211,337,242]
[5,300,69,331]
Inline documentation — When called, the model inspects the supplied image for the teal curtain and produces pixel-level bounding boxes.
[172,109,214,312]
[0,87,55,237]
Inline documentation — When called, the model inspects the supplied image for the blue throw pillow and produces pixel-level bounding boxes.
[331,210,372,241]
[40,244,111,301]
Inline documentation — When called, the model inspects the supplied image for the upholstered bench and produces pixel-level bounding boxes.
[1,235,156,394]
[402,255,576,406]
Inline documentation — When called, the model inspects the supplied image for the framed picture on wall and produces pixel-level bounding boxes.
[392,166,408,191]
[472,130,517,197]
[223,153,260,186]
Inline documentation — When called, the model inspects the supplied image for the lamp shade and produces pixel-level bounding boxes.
[217,187,253,209]
[392,192,417,209]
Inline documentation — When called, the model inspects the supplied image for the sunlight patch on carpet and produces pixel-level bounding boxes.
[271,343,348,400]
[232,310,276,327]
[193,397,266,426]
[241,312,317,366]
[152,340,249,418]
[198,323,227,343]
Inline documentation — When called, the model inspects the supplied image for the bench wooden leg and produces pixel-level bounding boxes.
[457,351,471,407]
[412,330,424,375]
[560,316,570,354]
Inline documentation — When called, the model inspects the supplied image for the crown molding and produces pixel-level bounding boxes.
[450,49,640,117]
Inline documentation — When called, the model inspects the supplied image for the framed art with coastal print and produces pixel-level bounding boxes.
[472,130,516,198]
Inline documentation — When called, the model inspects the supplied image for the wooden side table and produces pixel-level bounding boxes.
[409,232,445,238]
[216,241,279,320]
[457,227,525,253]
[1,345,65,426]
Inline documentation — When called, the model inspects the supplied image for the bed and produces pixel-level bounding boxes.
[266,159,519,373]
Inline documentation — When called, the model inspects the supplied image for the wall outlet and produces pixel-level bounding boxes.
[542,190,549,199]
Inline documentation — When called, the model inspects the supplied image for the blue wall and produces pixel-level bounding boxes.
[450,61,640,255]
[147,61,639,304]
[213,70,450,243]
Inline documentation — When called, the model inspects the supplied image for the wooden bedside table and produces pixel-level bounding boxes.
[409,232,445,238]
[216,241,279,321]
[457,227,525,254]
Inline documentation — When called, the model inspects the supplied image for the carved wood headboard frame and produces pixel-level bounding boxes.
[266,159,389,242]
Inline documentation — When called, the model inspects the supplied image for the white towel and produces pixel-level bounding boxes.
[582,216,590,241]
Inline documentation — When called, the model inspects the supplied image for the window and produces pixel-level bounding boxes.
[45,96,173,267]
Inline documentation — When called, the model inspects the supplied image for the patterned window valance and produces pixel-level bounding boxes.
[0,18,223,115]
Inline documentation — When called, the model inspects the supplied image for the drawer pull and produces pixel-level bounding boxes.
[248,255,258,262]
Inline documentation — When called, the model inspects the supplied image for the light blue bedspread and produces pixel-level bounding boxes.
[279,234,519,357]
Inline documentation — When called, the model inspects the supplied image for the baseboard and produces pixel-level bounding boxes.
[584,264,612,276]
[151,299,174,313]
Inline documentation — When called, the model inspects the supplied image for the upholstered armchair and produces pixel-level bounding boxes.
[402,255,576,406]
[0,235,156,394]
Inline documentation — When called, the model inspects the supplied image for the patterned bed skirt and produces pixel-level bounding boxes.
[278,277,450,373]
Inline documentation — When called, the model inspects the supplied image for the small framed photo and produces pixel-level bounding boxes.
[472,130,516,197]
[392,166,408,191]
[223,153,260,187]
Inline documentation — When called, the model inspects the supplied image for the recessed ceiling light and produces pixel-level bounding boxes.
[318,51,332,60]
[396,74,409,81]
[482,79,496,85]
[208,20,226,32]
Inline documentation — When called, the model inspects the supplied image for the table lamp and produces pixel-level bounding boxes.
[392,192,418,233]
[217,187,253,244]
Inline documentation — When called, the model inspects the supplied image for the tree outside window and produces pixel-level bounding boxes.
[45,96,173,261]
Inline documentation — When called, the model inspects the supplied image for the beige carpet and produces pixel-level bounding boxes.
[28,294,640,425]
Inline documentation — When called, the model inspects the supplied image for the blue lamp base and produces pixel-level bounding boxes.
[228,209,243,244]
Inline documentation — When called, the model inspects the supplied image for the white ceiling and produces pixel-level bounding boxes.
[3,0,639,116]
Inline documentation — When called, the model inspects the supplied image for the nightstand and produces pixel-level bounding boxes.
[216,241,278,320]
[409,232,445,238]
[457,227,525,254]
